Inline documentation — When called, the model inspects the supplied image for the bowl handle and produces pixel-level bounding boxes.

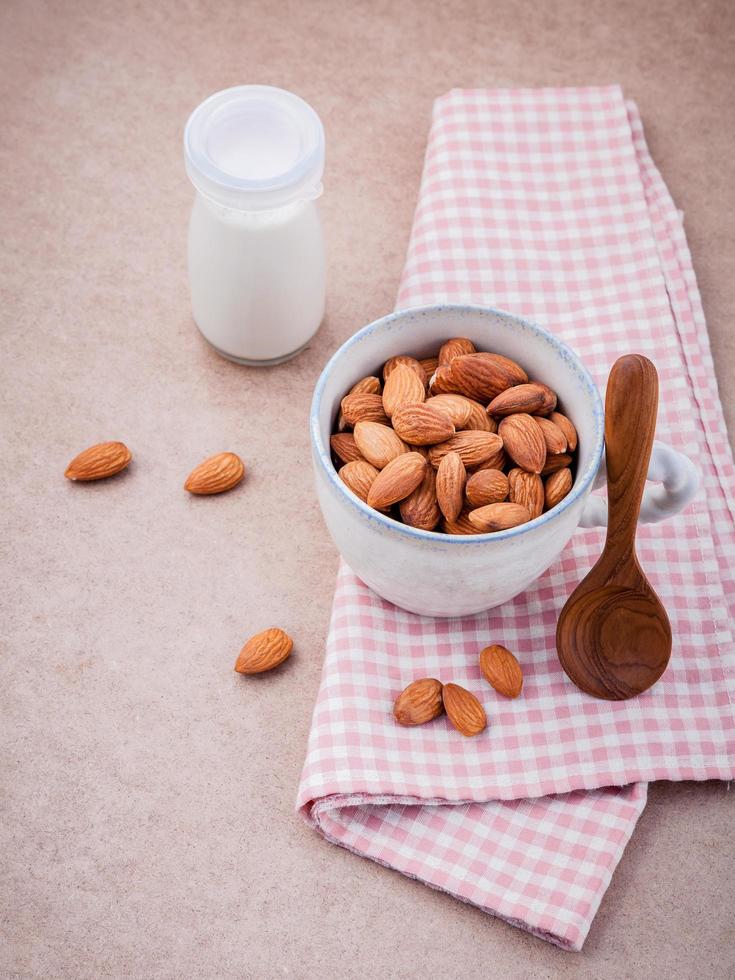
[579,441,700,528]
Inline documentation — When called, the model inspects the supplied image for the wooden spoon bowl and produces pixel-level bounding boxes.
[556,354,672,700]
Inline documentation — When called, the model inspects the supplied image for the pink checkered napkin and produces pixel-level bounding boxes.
[298,86,735,950]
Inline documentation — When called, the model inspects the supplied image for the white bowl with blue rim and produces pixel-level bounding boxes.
[310,305,698,617]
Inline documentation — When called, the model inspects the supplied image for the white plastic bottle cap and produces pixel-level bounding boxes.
[184,85,325,211]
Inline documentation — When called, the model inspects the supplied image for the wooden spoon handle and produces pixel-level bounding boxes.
[604,354,658,559]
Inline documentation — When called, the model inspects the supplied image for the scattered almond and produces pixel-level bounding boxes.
[442,683,487,737]
[353,421,408,469]
[487,382,557,417]
[479,644,523,698]
[465,469,509,507]
[393,678,444,726]
[468,502,531,532]
[436,451,466,522]
[184,452,245,495]
[391,403,455,445]
[508,468,544,519]
[367,452,427,510]
[545,467,573,510]
[497,414,546,474]
[65,441,132,482]
[339,459,380,502]
[234,627,293,675]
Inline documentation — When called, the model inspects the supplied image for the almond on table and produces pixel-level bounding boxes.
[331,338,577,534]
[184,452,245,495]
[234,628,293,674]
[65,441,132,482]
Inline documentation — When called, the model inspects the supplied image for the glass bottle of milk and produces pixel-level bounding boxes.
[184,86,325,364]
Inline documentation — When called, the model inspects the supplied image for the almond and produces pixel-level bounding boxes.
[465,468,509,507]
[353,421,409,469]
[399,467,441,530]
[436,451,466,522]
[339,459,380,502]
[391,403,455,445]
[549,411,578,452]
[340,392,389,426]
[330,433,363,464]
[472,448,507,473]
[487,382,557,417]
[441,508,480,535]
[439,337,476,364]
[367,452,427,509]
[393,678,444,726]
[428,431,503,469]
[234,627,293,674]
[336,376,382,430]
[425,394,473,428]
[450,352,528,401]
[534,416,567,455]
[461,398,497,432]
[184,452,245,495]
[351,375,382,396]
[468,502,531,532]
[541,452,573,476]
[497,415,546,474]
[382,363,427,418]
[479,644,523,698]
[419,356,440,382]
[65,441,132,482]
[508,468,544,519]
[408,444,430,459]
[383,355,426,385]
[442,683,487,737]
[428,363,463,395]
[545,467,573,510]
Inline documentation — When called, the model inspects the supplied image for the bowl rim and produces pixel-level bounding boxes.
[310,303,605,544]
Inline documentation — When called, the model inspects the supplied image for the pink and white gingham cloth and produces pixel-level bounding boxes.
[298,86,735,950]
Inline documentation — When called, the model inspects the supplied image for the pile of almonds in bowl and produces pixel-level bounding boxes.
[330,338,577,533]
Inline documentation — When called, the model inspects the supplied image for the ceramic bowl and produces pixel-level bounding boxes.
[310,304,697,617]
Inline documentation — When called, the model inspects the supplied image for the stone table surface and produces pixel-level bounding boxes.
[2,1,733,977]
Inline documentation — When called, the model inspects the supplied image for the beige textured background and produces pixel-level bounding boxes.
[2,1,733,977]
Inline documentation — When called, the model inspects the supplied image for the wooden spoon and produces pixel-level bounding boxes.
[556,354,672,700]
